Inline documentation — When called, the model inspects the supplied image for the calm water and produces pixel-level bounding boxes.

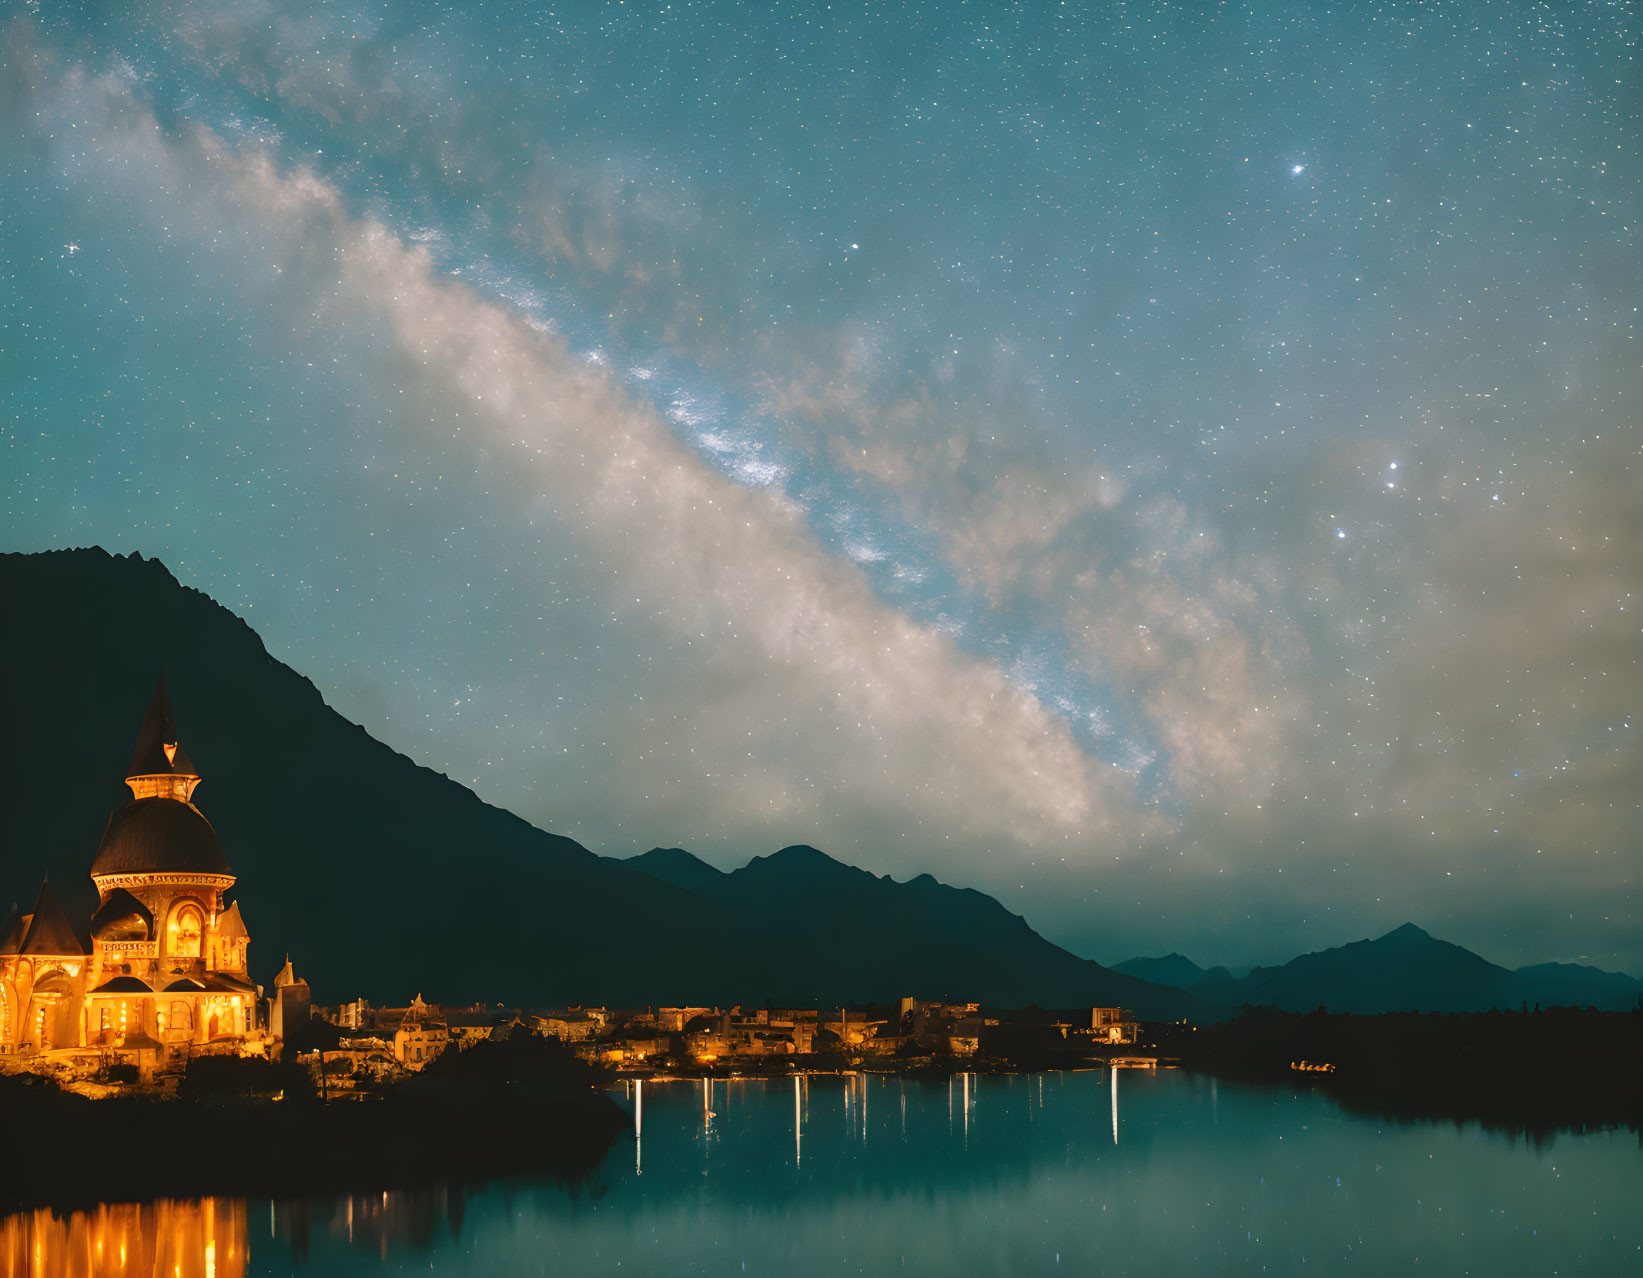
[5,1071,1639,1276]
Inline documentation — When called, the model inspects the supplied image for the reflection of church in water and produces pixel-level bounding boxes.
[0,680,273,1057]
[0,1185,470,1276]
[0,1199,249,1278]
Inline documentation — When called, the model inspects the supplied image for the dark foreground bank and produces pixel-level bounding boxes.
[1160,1004,1643,1136]
[0,1035,628,1212]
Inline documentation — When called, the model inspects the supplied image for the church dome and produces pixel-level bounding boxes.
[91,888,155,941]
[90,797,232,879]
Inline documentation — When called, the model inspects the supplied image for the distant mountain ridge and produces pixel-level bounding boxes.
[1111,953,1207,990]
[1512,962,1643,1011]
[621,844,1201,1012]
[0,547,1207,1019]
[1115,923,1642,1013]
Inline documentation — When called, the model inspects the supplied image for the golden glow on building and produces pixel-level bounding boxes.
[0,679,267,1065]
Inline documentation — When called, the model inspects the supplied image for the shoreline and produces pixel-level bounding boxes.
[600,1005,1643,1139]
[4,1007,1635,1214]
[598,1053,1171,1082]
[1158,1005,1643,1138]
[0,1078,627,1215]
[0,1040,629,1215]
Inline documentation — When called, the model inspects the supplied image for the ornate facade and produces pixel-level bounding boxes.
[0,679,261,1061]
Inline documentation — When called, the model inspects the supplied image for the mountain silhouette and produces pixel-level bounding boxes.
[1510,962,1643,1012]
[1186,923,1640,1013]
[626,847,728,896]
[1110,953,1207,989]
[623,844,1199,1011]
[0,548,1206,1018]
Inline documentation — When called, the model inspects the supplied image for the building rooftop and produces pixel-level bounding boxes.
[216,900,249,941]
[90,975,154,994]
[126,677,201,781]
[19,879,89,956]
[90,797,231,879]
[90,888,154,942]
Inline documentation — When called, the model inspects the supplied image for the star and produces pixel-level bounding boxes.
[5,0,1637,984]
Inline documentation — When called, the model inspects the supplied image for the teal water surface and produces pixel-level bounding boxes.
[12,1071,1642,1276]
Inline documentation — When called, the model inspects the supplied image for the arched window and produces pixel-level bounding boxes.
[167,904,203,959]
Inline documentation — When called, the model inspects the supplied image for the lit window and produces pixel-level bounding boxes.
[167,906,203,959]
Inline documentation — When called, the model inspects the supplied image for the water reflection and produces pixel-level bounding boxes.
[3,1073,1638,1277]
[268,1186,471,1266]
[1111,1064,1119,1144]
[0,1199,247,1278]
[0,1188,485,1278]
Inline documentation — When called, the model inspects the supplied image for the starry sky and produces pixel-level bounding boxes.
[3,1,1639,974]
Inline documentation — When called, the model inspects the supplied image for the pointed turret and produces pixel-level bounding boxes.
[19,879,88,957]
[270,955,310,1040]
[125,676,201,802]
[214,901,250,976]
[92,679,230,882]
[216,901,248,942]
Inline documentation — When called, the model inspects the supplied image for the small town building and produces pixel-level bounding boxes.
[1088,1007,1140,1045]
[392,995,450,1067]
[822,1009,886,1047]
[657,1006,718,1032]
[578,1032,669,1065]
[269,957,311,1040]
[326,997,372,1029]
[534,1010,601,1041]
[445,1005,502,1049]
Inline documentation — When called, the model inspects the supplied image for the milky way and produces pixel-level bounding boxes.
[3,1,1638,972]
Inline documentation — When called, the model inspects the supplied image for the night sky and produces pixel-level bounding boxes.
[3,2,1638,974]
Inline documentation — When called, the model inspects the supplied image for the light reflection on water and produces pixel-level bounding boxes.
[3,1071,1638,1277]
[0,1199,248,1278]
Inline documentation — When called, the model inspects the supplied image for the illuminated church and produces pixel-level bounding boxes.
[0,680,262,1059]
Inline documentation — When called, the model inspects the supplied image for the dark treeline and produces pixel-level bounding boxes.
[1158,1005,1643,1138]
[0,1034,626,1213]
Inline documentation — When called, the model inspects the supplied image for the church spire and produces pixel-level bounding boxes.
[19,878,88,957]
[125,676,201,802]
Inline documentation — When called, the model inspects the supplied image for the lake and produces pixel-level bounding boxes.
[4,1069,1638,1276]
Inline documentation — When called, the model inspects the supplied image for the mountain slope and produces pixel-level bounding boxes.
[1512,962,1642,1012]
[1192,924,1641,1013]
[1,548,1208,1018]
[0,548,787,1006]
[1112,954,1208,990]
[624,844,1212,1013]
[626,848,728,896]
[1224,923,1517,1013]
